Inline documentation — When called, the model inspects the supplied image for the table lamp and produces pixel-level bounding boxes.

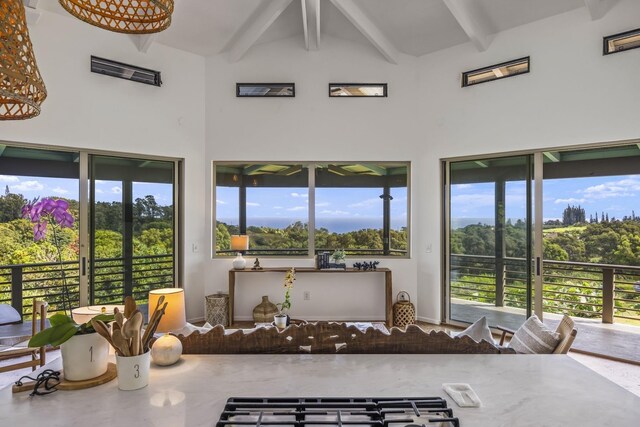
[149,288,186,366]
[230,234,249,269]
[149,288,187,333]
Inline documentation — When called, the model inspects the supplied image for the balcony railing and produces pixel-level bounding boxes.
[217,248,408,256]
[450,254,640,324]
[0,254,174,319]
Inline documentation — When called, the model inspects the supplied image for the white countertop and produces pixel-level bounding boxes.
[2,354,639,426]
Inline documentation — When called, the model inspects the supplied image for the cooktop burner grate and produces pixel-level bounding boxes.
[217,397,460,427]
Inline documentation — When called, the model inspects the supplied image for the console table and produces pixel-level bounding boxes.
[228,268,393,327]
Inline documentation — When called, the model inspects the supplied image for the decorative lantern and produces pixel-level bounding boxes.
[58,0,174,34]
[0,0,47,120]
[393,291,416,328]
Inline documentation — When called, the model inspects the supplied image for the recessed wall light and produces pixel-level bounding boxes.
[91,56,162,87]
[329,83,387,97]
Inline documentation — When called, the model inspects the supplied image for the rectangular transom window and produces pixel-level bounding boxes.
[329,83,387,97]
[236,83,295,97]
[603,28,640,55]
[462,57,530,87]
[213,162,409,257]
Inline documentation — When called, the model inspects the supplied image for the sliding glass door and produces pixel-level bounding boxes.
[90,155,177,307]
[446,155,534,329]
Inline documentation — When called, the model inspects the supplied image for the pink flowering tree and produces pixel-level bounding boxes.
[22,198,75,315]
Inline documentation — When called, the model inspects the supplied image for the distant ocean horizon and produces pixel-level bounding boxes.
[219,217,406,233]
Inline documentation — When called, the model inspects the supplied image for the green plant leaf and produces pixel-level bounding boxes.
[49,313,74,327]
[29,327,55,347]
[50,323,79,347]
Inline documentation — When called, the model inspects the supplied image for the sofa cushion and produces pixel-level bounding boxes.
[0,304,21,325]
[458,316,494,344]
[509,315,560,354]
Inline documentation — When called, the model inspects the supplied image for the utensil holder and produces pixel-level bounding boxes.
[116,351,150,390]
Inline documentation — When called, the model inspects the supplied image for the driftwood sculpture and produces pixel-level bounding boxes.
[174,322,514,355]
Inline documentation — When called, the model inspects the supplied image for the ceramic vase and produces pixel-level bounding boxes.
[232,252,246,269]
[274,314,287,329]
[116,351,151,390]
[253,295,278,322]
[60,333,110,381]
[151,334,183,366]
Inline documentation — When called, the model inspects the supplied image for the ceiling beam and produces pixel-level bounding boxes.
[0,145,6,156]
[583,0,617,21]
[442,0,493,52]
[543,151,561,163]
[329,0,399,64]
[277,165,303,176]
[23,0,41,25]
[328,165,356,176]
[301,0,321,50]
[130,34,158,53]
[243,164,266,175]
[360,163,387,176]
[227,0,294,63]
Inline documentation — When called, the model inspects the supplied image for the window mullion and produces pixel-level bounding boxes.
[308,163,316,258]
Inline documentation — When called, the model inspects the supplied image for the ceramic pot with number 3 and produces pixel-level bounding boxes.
[60,333,109,381]
[116,351,151,390]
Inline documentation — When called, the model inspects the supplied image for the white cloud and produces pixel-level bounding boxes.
[12,180,44,192]
[52,187,69,195]
[454,184,473,189]
[315,202,330,207]
[95,180,106,184]
[579,177,640,200]
[216,199,227,205]
[319,209,350,216]
[554,197,586,205]
[111,186,122,194]
[290,192,308,198]
[0,175,19,183]
[246,202,260,207]
[348,198,381,209]
[273,206,283,210]
[96,189,104,194]
[287,206,307,211]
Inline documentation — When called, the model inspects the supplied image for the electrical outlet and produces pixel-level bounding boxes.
[303,291,311,301]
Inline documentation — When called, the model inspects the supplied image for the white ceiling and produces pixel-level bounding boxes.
[34,0,611,61]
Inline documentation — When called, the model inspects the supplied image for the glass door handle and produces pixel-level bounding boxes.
[82,257,87,276]
[536,257,541,276]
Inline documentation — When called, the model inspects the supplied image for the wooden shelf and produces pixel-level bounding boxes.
[228,268,393,327]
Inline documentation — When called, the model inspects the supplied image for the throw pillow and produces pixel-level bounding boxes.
[509,315,560,354]
[458,316,494,344]
[0,304,21,325]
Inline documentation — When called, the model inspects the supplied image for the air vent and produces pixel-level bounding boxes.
[462,57,530,87]
[91,56,162,87]
[236,83,295,97]
[603,28,640,55]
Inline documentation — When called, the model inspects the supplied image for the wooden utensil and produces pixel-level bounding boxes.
[124,296,136,319]
[125,312,143,356]
[115,311,125,329]
[90,319,121,356]
[142,302,168,352]
[112,328,130,357]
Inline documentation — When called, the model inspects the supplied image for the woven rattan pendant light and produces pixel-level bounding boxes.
[0,0,47,120]
[58,0,174,34]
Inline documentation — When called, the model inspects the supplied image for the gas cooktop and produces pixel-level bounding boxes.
[216,397,460,427]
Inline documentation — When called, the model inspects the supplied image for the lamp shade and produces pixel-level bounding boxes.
[0,0,47,120]
[230,235,249,251]
[58,0,174,34]
[149,288,186,333]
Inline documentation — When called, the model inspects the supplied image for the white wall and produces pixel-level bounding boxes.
[205,35,421,322]
[205,1,640,324]
[415,1,640,322]
[0,9,207,321]
[4,1,640,325]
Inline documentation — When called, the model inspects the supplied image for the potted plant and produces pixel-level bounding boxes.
[274,268,295,328]
[331,249,346,265]
[29,312,113,381]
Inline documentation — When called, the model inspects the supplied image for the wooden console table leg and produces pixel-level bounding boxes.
[228,270,235,327]
[385,270,393,328]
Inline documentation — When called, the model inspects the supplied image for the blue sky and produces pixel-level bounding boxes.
[451,174,640,221]
[0,175,173,205]
[216,186,408,231]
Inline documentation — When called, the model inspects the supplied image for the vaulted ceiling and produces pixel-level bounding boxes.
[34,0,618,62]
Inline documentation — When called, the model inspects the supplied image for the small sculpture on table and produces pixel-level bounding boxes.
[353,261,380,271]
[251,258,263,270]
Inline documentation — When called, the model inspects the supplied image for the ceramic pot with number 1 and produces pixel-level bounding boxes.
[116,351,151,390]
[60,333,109,381]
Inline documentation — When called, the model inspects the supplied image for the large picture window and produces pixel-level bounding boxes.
[213,162,409,257]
